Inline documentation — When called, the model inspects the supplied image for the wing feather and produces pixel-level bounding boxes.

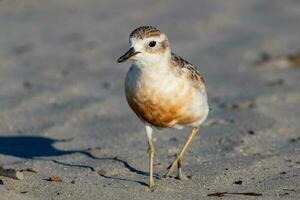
[171,52,205,89]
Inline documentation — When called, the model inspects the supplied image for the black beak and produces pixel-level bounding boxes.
[117,47,140,63]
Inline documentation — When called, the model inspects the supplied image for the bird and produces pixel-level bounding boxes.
[117,26,209,188]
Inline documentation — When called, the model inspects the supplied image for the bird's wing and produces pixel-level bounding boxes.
[171,52,205,89]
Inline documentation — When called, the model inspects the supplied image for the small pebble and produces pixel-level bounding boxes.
[102,82,111,89]
[267,78,284,86]
[169,137,178,142]
[233,180,243,185]
[87,147,102,152]
[99,169,107,176]
[289,137,300,143]
[22,80,32,89]
[248,102,256,108]
[248,130,255,135]
[61,69,70,77]
[12,44,33,55]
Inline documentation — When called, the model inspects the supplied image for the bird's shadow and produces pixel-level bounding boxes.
[0,135,157,186]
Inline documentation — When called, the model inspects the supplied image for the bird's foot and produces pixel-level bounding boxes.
[163,161,178,178]
[177,170,189,181]
[148,178,155,189]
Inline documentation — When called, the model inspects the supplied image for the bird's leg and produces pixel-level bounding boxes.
[146,125,155,188]
[164,125,200,179]
[177,158,188,180]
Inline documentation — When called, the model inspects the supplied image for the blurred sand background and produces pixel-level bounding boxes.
[0,0,299,199]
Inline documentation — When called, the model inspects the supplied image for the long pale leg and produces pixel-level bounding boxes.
[145,125,155,188]
[164,125,200,179]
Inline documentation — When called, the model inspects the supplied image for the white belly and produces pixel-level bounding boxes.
[125,64,209,128]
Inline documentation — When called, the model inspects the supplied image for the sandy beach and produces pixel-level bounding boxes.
[0,0,299,199]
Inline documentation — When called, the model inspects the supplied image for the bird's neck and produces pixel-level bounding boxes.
[134,52,172,71]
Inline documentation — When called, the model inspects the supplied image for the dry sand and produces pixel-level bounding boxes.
[0,0,299,199]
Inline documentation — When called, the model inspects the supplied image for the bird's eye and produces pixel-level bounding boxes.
[148,41,156,47]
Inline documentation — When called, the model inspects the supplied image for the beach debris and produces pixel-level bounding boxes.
[233,180,243,185]
[277,127,291,134]
[255,51,300,69]
[86,146,102,152]
[278,192,289,197]
[283,188,298,192]
[22,166,39,173]
[57,138,74,142]
[47,176,62,183]
[0,166,24,180]
[207,192,262,197]
[289,137,300,143]
[288,52,300,65]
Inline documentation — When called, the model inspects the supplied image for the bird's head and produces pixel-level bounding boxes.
[117,26,171,66]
